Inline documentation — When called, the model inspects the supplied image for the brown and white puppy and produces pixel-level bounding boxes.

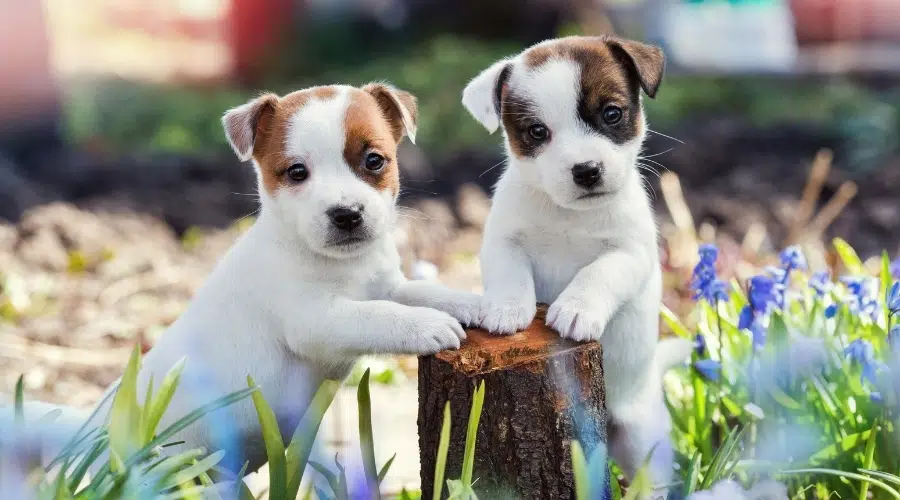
[462,37,691,493]
[7,84,482,475]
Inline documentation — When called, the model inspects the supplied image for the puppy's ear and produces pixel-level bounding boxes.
[363,83,418,144]
[606,38,665,98]
[222,93,278,161]
[462,58,514,134]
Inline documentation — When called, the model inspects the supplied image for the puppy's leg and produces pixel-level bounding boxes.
[547,246,650,341]
[384,271,482,326]
[287,298,467,358]
[478,240,536,334]
[608,389,676,496]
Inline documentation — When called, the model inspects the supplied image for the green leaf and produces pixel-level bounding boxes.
[684,450,702,495]
[248,375,286,500]
[858,420,880,500]
[357,369,380,498]
[310,460,340,498]
[378,454,396,484]
[14,374,24,426]
[67,436,108,492]
[860,469,900,487]
[779,469,900,499]
[833,238,864,275]
[571,441,589,500]
[461,381,486,488]
[768,386,804,411]
[108,345,144,472]
[768,312,790,351]
[432,402,452,500]
[809,430,870,462]
[285,379,340,499]
[882,251,893,326]
[143,357,186,444]
[660,305,691,339]
[157,450,226,491]
[701,425,746,489]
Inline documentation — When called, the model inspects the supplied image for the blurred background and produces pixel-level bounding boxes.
[1,0,900,494]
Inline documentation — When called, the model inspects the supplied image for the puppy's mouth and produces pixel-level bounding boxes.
[328,234,371,247]
[577,192,604,200]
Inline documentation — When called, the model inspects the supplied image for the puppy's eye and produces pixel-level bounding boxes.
[286,163,308,182]
[528,123,550,141]
[365,153,385,171]
[602,106,623,125]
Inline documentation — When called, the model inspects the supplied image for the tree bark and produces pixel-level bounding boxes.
[418,304,609,500]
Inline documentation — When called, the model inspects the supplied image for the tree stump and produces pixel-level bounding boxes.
[418,305,609,500]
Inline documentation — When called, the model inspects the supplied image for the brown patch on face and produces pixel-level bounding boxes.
[250,86,337,194]
[500,36,665,157]
[343,89,401,197]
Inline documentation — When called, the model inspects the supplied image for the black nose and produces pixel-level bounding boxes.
[327,206,364,231]
[572,161,602,188]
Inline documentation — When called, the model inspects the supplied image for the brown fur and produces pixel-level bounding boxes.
[344,88,402,196]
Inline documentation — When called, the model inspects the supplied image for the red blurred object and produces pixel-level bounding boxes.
[790,0,900,44]
[227,0,295,82]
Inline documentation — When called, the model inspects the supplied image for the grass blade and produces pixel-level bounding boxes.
[285,379,341,498]
[358,369,380,498]
[158,450,226,491]
[858,420,880,500]
[432,402,452,500]
[571,441,589,500]
[378,453,397,484]
[248,375,286,500]
[108,345,143,472]
[14,374,24,426]
[310,460,340,497]
[860,469,900,487]
[143,357,186,443]
[684,450,701,495]
[833,238,864,275]
[780,469,900,499]
[67,436,109,492]
[460,381,486,487]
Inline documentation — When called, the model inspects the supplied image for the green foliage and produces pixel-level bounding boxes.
[664,240,900,499]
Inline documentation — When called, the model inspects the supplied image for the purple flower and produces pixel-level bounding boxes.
[694,359,722,382]
[694,333,707,357]
[844,339,885,385]
[842,277,879,321]
[780,246,807,271]
[691,244,730,304]
[891,258,900,279]
[888,281,900,316]
[809,271,832,297]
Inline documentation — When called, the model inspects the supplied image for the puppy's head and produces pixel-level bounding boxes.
[223,84,417,258]
[462,36,664,209]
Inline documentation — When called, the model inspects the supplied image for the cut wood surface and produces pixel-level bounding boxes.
[418,304,609,500]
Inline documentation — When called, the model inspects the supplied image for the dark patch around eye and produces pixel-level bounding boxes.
[500,92,550,159]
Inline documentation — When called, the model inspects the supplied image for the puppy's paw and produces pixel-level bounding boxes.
[437,292,483,327]
[478,299,536,335]
[411,307,467,354]
[547,296,606,342]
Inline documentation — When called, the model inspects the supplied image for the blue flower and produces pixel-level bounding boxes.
[694,359,721,382]
[738,306,754,330]
[780,246,807,271]
[694,333,707,357]
[691,244,729,304]
[888,281,900,316]
[809,271,832,297]
[844,339,885,385]
[749,320,767,351]
[892,258,900,279]
[748,275,777,314]
[842,277,879,321]
[824,304,837,319]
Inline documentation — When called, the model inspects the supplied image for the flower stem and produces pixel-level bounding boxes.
[858,417,880,500]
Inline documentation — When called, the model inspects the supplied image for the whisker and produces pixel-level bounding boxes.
[639,147,674,159]
[479,159,508,178]
[647,129,684,144]
[639,157,669,171]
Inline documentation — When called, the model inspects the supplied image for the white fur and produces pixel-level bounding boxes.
[463,47,685,490]
[2,86,481,476]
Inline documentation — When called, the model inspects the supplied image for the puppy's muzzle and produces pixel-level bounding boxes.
[327,205,364,231]
[572,161,602,189]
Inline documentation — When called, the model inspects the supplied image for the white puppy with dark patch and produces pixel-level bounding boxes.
[6,83,481,474]
[462,36,690,491]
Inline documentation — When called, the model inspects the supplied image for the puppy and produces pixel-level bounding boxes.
[462,36,689,491]
[5,83,481,475]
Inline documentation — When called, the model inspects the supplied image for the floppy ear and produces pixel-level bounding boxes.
[222,93,278,161]
[606,38,665,98]
[363,83,418,144]
[461,58,514,134]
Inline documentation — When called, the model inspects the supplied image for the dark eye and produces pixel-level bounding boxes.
[602,106,623,125]
[365,153,385,171]
[286,163,308,182]
[528,123,550,141]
